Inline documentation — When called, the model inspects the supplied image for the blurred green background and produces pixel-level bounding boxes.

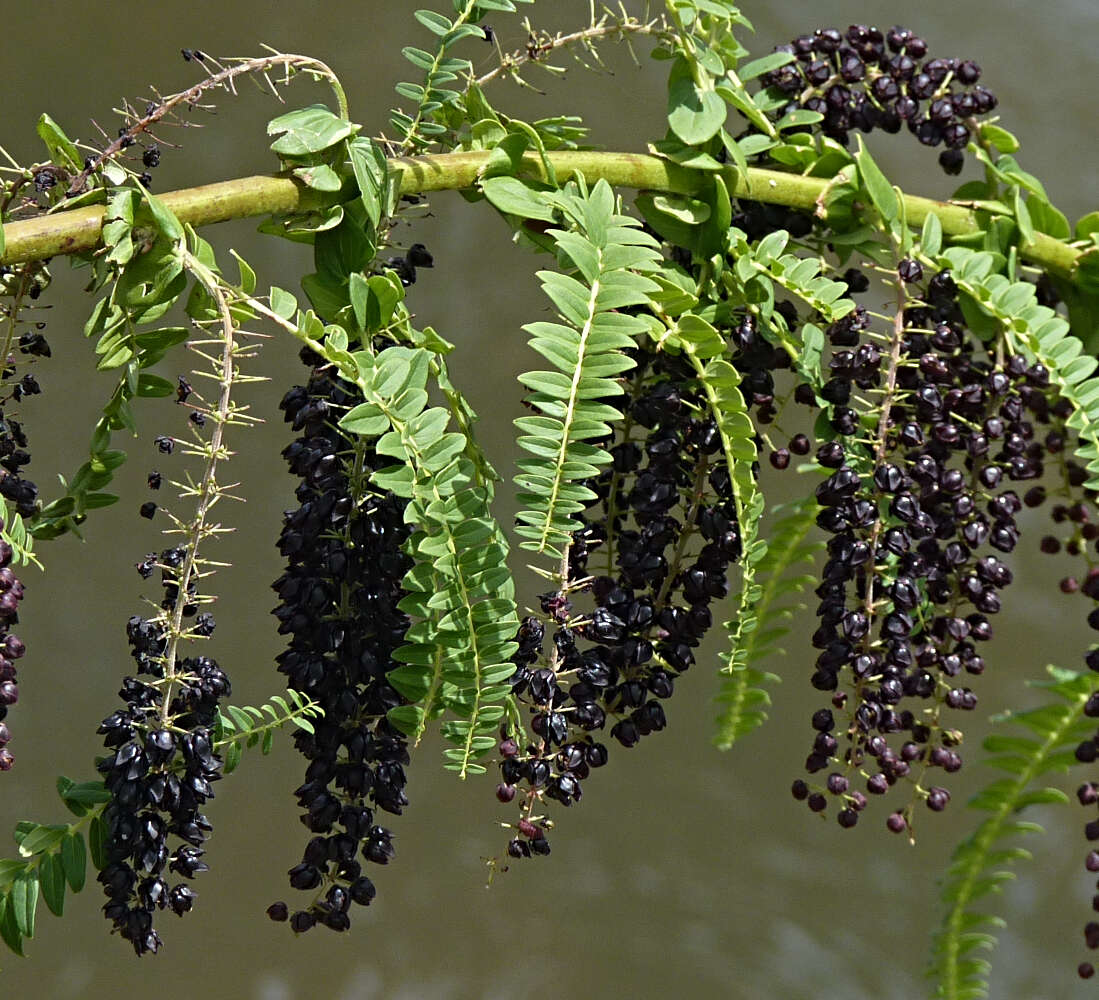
[1,1,1097,996]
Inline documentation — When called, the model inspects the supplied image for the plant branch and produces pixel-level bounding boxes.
[66,52,348,197]
[474,13,672,87]
[158,251,240,726]
[1,151,1085,280]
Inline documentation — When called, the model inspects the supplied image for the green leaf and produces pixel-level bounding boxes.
[291,715,315,735]
[36,114,82,171]
[270,285,299,320]
[135,373,175,398]
[227,705,251,732]
[514,179,659,561]
[667,57,726,146]
[1013,187,1034,246]
[854,136,898,223]
[738,50,795,81]
[0,894,22,957]
[712,499,817,749]
[633,193,699,250]
[651,194,710,225]
[231,249,257,294]
[340,402,390,437]
[480,176,556,222]
[979,123,1020,154]
[736,135,777,159]
[348,272,370,331]
[928,665,1094,997]
[414,8,453,35]
[349,136,388,229]
[314,204,376,285]
[301,272,350,318]
[39,854,65,917]
[60,832,86,892]
[1076,211,1099,241]
[774,109,824,131]
[292,162,342,192]
[1026,195,1071,240]
[714,83,772,138]
[138,185,184,242]
[11,871,36,938]
[88,815,107,872]
[58,781,110,811]
[16,825,66,858]
[268,104,359,156]
[364,274,402,332]
[921,212,943,257]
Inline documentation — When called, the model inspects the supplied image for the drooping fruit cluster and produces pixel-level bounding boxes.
[268,346,413,933]
[496,346,740,858]
[94,391,234,955]
[0,266,47,771]
[782,264,1066,832]
[0,385,40,520]
[0,528,25,772]
[1078,761,1099,980]
[762,23,998,174]
[95,568,228,951]
[1033,443,1099,979]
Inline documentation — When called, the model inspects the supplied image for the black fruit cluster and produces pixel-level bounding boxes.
[94,399,232,954]
[0,526,26,772]
[95,584,229,953]
[0,289,44,520]
[762,24,997,174]
[0,282,48,772]
[496,347,739,858]
[1079,758,1099,980]
[784,267,1064,831]
[0,407,38,519]
[268,346,413,934]
[1043,484,1099,977]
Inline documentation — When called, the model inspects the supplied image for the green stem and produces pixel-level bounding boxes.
[1,152,1085,280]
[474,16,671,87]
[157,251,238,727]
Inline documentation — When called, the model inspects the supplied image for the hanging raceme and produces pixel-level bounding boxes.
[0,0,1097,991]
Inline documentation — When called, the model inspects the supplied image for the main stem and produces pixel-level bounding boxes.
[0,151,1083,279]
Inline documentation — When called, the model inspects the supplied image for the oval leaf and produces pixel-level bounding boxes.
[268,105,358,156]
[39,854,65,917]
[854,136,898,223]
[667,58,726,146]
[11,871,36,938]
[60,832,86,893]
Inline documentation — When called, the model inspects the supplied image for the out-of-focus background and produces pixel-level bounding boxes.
[1,1,1096,996]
